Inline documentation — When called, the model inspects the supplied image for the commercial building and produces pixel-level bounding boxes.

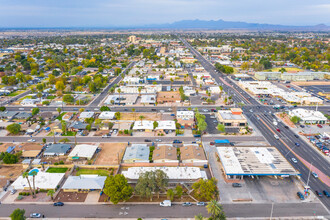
[254,71,327,81]
[122,167,207,183]
[122,144,150,163]
[176,111,194,127]
[152,144,178,164]
[140,95,157,105]
[217,108,247,127]
[289,108,328,124]
[104,94,138,105]
[62,175,107,192]
[216,146,300,179]
[79,112,94,121]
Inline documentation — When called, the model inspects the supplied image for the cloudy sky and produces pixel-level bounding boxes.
[0,0,329,27]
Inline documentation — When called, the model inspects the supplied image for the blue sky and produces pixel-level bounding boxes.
[0,0,329,27]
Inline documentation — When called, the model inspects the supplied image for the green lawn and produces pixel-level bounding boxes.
[46,167,68,173]
[8,90,25,97]
[56,112,66,120]
[62,131,77,136]
[75,169,109,176]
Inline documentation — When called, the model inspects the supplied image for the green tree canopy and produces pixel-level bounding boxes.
[6,123,21,135]
[103,174,133,204]
[10,208,26,220]
[100,106,110,111]
[31,107,40,116]
[192,178,219,201]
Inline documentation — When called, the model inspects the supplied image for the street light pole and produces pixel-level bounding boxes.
[269,202,274,220]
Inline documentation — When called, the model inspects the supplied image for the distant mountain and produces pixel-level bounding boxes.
[146,19,330,31]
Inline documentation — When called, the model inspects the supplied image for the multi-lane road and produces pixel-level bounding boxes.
[181,37,330,211]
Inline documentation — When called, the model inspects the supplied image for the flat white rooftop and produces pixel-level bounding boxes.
[68,144,99,159]
[217,147,299,176]
[122,167,206,180]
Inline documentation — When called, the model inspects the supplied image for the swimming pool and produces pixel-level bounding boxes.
[28,168,39,175]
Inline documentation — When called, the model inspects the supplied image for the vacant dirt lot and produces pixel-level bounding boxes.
[54,190,87,203]
[94,143,126,165]
[121,112,161,121]
[0,165,23,188]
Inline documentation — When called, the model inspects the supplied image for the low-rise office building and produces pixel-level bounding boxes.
[289,108,328,124]
[217,108,247,127]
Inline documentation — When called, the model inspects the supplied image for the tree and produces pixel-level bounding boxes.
[6,123,21,135]
[30,170,37,198]
[217,124,226,133]
[10,208,26,220]
[175,185,183,199]
[103,174,133,204]
[132,108,136,121]
[115,112,121,120]
[100,106,110,111]
[63,94,74,104]
[291,116,301,124]
[206,200,226,220]
[47,189,55,201]
[194,213,204,220]
[135,170,168,201]
[55,81,65,91]
[61,121,67,134]
[59,138,70,143]
[167,188,174,200]
[57,107,62,115]
[31,107,40,116]
[139,115,145,123]
[22,172,34,198]
[192,178,218,201]
[0,106,6,112]
[79,108,85,113]
[153,121,159,130]
[42,138,46,144]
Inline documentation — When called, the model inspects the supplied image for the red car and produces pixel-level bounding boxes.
[317,124,323,128]
[276,128,281,132]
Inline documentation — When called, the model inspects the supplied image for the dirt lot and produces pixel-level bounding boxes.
[94,143,126,165]
[276,112,296,128]
[54,190,87,202]
[121,112,162,121]
[0,165,23,188]
[94,130,110,136]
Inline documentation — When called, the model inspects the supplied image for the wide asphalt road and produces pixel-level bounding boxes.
[0,203,328,218]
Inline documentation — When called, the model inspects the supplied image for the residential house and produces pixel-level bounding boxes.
[98,111,115,120]
[79,112,94,121]
[122,144,150,163]
[43,143,72,157]
[68,121,89,132]
[152,144,178,164]
[176,111,194,127]
[68,144,99,160]
[62,175,107,192]
[180,144,208,166]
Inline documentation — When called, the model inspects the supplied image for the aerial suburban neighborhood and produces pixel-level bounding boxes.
[0,1,329,220]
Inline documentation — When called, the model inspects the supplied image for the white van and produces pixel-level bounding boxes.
[160,200,171,207]
[274,134,279,140]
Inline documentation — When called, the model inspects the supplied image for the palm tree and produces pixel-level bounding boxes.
[139,115,145,124]
[47,190,55,201]
[22,172,34,197]
[170,78,174,88]
[195,213,204,220]
[206,200,226,220]
[138,87,142,96]
[30,171,37,198]
[117,88,121,104]
[132,108,136,121]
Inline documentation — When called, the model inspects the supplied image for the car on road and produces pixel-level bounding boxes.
[274,134,279,140]
[295,143,300,147]
[300,125,305,128]
[53,202,64,206]
[101,135,110,138]
[312,172,318,179]
[294,134,299,138]
[173,140,182,144]
[291,158,298,163]
[27,139,36,142]
[144,139,152,142]
[30,213,42,218]
[323,190,330,197]
[202,109,209,112]
[317,124,323,128]
[315,190,323,197]
[297,192,305,200]
[155,139,162,142]
[284,125,289,129]
[182,202,192,206]
[276,128,280,132]
[232,183,242,187]
[94,108,99,111]
[196,202,206,206]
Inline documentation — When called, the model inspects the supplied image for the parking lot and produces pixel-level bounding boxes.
[299,84,330,102]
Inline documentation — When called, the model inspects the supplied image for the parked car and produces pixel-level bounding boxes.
[196,202,206,206]
[53,202,64,206]
[144,139,152,142]
[160,200,171,207]
[317,124,323,128]
[323,190,330,197]
[315,190,323,197]
[294,134,299,138]
[297,192,305,200]
[312,172,318,178]
[102,135,110,138]
[300,125,305,128]
[291,158,298,163]
[173,140,182,144]
[182,202,192,206]
[30,213,42,218]
[27,139,36,142]
[10,189,17,195]
[232,183,242,187]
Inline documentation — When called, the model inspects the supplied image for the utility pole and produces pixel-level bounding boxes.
[269,202,274,220]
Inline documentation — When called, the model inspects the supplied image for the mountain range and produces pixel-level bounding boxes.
[145,19,330,31]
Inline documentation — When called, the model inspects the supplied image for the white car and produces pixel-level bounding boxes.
[291,158,297,163]
[27,139,36,142]
[30,213,42,218]
[274,134,279,140]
